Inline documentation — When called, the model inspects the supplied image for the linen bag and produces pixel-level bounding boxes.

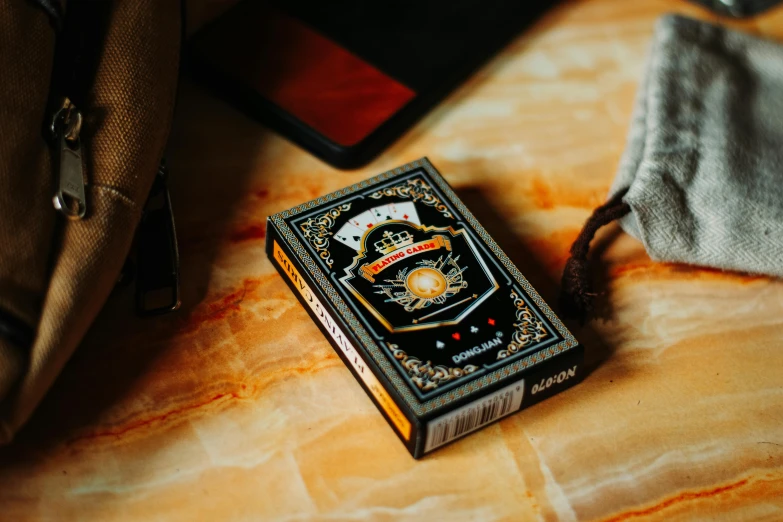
[561,14,783,319]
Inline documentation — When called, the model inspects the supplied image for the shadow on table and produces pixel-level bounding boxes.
[454,186,619,379]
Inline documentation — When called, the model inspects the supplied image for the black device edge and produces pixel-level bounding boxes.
[186,1,554,169]
[688,0,782,16]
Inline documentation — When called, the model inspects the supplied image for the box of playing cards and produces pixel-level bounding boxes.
[266,158,583,458]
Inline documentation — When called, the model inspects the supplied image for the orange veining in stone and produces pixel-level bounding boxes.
[229,223,267,243]
[599,476,782,521]
[68,392,245,444]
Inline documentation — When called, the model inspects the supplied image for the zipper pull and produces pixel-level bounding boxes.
[50,97,87,220]
[136,162,181,316]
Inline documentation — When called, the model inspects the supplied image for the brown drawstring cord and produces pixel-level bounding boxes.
[560,188,631,322]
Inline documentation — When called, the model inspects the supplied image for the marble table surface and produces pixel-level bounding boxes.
[2,0,783,520]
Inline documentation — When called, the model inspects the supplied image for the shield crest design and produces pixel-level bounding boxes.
[339,221,499,332]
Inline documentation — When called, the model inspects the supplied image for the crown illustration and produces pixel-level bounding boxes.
[374,230,414,254]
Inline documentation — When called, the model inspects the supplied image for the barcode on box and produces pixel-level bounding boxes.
[424,380,525,453]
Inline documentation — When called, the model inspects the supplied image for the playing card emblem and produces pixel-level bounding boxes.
[373,254,467,313]
[339,220,499,332]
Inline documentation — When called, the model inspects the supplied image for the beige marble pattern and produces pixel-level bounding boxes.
[2,0,783,520]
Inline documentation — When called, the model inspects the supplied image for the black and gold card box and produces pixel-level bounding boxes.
[266,158,583,458]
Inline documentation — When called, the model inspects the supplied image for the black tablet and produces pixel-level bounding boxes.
[189,0,556,169]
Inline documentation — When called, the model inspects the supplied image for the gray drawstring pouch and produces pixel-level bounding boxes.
[561,14,783,319]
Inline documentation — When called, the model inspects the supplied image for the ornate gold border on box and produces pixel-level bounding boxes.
[497,290,550,359]
[388,343,478,392]
[299,203,351,268]
[368,178,453,219]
